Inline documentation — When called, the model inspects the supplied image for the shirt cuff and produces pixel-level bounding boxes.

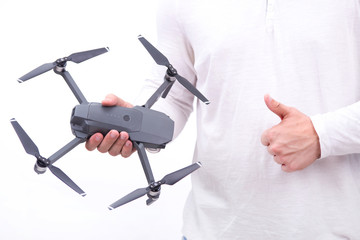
[310,114,331,159]
[310,101,360,159]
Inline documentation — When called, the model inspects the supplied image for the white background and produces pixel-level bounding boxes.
[0,1,197,239]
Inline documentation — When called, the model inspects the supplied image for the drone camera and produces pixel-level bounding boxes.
[146,148,161,153]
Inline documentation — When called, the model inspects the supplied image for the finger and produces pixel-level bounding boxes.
[282,161,306,173]
[281,164,294,173]
[264,94,291,120]
[102,93,133,108]
[261,130,270,146]
[85,133,103,151]
[121,140,135,158]
[273,155,284,165]
[116,97,133,108]
[102,93,119,106]
[267,145,276,156]
[108,131,129,157]
[97,130,119,153]
[118,132,135,158]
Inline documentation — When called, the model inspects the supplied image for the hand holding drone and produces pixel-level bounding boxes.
[85,94,135,157]
[11,36,210,209]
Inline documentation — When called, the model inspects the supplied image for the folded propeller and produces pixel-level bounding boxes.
[138,35,210,105]
[10,119,86,196]
[18,47,109,83]
[109,162,201,209]
[12,36,206,209]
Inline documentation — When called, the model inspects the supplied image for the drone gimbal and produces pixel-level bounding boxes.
[11,36,209,209]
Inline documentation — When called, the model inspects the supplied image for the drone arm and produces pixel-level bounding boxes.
[133,142,155,184]
[48,137,85,164]
[143,77,174,109]
[58,70,88,104]
[161,80,175,99]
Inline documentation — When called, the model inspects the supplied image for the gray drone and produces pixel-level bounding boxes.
[11,36,210,209]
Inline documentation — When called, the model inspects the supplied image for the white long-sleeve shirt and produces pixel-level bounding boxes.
[138,1,360,239]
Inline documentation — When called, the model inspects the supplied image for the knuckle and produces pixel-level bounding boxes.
[277,155,285,163]
[269,145,281,155]
[287,106,295,113]
[261,132,270,145]
[285,162,297,172]
[266,128,278,143]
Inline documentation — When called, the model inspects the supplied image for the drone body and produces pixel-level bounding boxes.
[11,36,209,209]
[71,103,174,149]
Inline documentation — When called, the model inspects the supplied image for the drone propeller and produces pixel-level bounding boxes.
[10,118,40,157]
[108,162,201,210]
[108,187,149,210]
[10,118,86,196]
[160,161,202,185]
[18,47,109,82]
[138,35,210,105]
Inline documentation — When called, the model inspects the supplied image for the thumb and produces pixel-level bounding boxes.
[102,94,133,108]
[264,94,291,120]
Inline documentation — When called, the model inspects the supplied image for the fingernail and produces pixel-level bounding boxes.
[125,141,131,147]
[265,94,272,104]
[95,135,101,142]
[268,95,280,107]
[120,133,127,140]
[110,131,117,138]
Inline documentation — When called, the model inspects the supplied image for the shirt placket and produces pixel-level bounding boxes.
[266,0,275,32]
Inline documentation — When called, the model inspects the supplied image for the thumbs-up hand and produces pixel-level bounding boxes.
[261,94,321,172]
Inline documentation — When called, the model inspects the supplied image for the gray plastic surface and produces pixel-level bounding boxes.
[70,103,174,148]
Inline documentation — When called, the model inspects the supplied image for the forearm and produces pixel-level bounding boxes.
[311,101,360,158]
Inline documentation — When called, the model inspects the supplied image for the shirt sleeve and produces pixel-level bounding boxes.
[311,101,360,159]
[135,0,196,139]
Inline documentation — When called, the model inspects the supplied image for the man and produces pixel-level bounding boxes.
[87,1,360,239]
